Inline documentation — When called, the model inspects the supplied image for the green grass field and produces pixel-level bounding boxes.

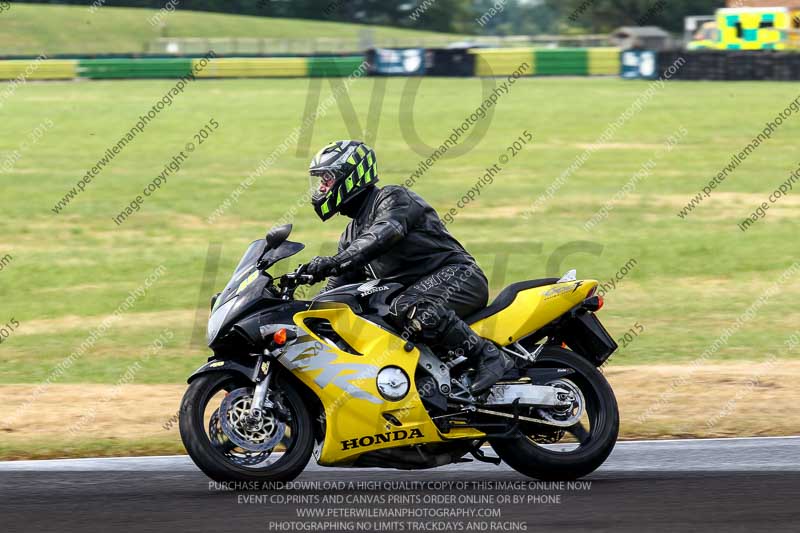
[1,76,799,390]
[1,4,463,55]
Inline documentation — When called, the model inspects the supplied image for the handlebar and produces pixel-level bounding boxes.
[284,271,315,284]
[282,264,316,286]
[273,266,316,301]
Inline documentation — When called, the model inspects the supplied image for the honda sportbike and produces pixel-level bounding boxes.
[180,224,619,482]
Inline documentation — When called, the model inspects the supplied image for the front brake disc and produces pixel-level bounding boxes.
[219,387,286,452]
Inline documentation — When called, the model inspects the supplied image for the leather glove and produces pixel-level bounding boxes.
[305,256,339,282]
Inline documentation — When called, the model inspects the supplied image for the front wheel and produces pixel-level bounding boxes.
[179,371,314,483]
[489,346,619,480]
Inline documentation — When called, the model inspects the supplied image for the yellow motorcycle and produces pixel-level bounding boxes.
[180,225,619,482]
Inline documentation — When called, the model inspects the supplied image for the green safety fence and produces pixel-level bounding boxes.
[534,49,589,76]
[307,56,365,77]
[77,58,194,79]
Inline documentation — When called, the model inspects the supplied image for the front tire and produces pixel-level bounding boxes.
[179,371,314,483]
[489,347,619,480]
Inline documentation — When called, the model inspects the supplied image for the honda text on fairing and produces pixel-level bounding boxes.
[179,224,620,482]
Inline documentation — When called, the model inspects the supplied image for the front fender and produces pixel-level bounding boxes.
[187,358,259,384]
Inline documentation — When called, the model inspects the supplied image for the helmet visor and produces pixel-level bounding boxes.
[309,170,337,200]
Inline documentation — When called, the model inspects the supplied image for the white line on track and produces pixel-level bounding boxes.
[1,436,799,472]
[617,435,800,444]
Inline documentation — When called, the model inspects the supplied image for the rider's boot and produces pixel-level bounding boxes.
[468,340,514,394]
[438,319,514,395]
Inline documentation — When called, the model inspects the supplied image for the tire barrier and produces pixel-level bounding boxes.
[424,48,475,77]
[655,51,800,81]
[6,49,800,82]
[9,50,800,82]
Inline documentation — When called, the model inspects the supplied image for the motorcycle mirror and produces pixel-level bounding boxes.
[265,224,292,250]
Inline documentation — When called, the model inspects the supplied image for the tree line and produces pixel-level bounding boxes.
[16,0,727,34]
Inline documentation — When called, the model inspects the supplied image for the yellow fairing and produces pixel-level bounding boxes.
[471,280,598,345]
[287,280,596,465]
[289,305,484,466]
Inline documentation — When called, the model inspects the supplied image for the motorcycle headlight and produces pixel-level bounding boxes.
[207,297,236,344]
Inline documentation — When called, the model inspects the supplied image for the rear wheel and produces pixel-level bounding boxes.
[489,346,618,480]
[179,371,314,483]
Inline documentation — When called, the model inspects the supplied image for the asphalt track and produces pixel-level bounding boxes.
[2,436,799,533]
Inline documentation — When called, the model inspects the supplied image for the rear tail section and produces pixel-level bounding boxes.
[470,278,598,346]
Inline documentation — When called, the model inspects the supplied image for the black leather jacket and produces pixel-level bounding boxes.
[326,186,478,289]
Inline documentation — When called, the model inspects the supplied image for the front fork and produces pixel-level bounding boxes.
[245,355,275,427]
[244,325,302,425]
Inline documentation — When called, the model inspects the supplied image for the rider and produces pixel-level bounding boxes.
[303,140,513,394]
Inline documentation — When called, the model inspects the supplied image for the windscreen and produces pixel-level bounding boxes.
[213,240,266,311]
[213,239,305,311]
[232,240,266,279]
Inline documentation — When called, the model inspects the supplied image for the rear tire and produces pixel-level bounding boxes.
[180,371,314,483]
[489,347,618,480]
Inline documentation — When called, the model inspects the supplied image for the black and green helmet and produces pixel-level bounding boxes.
[309,140,378,221]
